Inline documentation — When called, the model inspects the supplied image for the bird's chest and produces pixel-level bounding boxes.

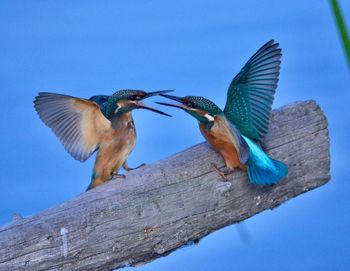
[200,121,234,150]
[199,118,242,169]
[112,116,137,151]
[99,114,136,159]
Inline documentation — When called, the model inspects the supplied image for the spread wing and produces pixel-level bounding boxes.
[34,92,112,162]
[224,40,282,142]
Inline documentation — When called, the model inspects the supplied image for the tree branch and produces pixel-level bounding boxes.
[0,100,330,271]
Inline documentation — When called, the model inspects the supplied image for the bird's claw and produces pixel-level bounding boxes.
[112,173,126,179]
[211,163,231,181]
[133,163,146,170]
[124,163,146,171]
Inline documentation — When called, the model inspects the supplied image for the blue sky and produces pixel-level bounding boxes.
[0,1,349,270]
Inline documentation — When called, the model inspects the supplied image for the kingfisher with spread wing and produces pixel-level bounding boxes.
[34,89,171,190]
[157,40,288,185]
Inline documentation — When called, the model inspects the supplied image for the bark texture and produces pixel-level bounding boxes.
[0,100,330,271]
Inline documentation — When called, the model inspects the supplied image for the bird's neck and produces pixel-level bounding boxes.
[195,112,224,131]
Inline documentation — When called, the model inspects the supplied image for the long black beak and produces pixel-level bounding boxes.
[144,90,174,98]
[156,94,187,110]
[159,93,183,102]
[134,90,174,117]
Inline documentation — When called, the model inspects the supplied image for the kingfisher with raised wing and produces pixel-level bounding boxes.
[34,89,171,190]
[157,40,288,185]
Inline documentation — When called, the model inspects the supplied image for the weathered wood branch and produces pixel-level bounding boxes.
[0,100,330,271]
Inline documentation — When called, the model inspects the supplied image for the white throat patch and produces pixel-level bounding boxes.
[114,105,120,114]
[204,113,215,122]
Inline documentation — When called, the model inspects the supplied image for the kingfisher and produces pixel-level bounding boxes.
[34,89,172,190]
[157,40,288,185]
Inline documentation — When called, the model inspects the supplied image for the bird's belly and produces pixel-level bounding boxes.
[200,122,245,170]
[93,125,136,181]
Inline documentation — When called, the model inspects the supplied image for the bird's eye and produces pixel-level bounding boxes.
[186,101,197,108]
[130,95,140,101]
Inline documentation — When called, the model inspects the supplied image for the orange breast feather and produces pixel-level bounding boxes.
[91,112,137,187]
[199,116,246,170]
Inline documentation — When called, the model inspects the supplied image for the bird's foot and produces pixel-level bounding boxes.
[112,173,126,179]
[123,163,146,171]
[211,163,232,181]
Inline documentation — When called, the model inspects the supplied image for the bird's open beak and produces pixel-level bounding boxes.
[135,101,172,117]
[156,94,189,110]
[135,90,174,117]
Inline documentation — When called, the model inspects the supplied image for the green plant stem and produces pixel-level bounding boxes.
[330,0,350,68]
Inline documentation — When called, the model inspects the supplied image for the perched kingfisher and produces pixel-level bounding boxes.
[157,40,288,185]
[34,89,172,190]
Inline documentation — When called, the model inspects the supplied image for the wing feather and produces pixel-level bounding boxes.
[224,40,282,141]
[225,121,250,164]
[34,92,112,162]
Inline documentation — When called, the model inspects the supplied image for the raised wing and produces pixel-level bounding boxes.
[34,92,112,162]
[224,40,281,142]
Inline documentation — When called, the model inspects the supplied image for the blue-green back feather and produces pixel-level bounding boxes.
[88,95,111,118]
[224,40,282,142]
[89,95,110,106]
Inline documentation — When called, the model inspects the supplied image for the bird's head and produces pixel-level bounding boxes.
[156,94,222,124]
[102,89,172,118]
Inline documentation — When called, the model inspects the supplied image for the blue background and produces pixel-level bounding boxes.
[1,1,349,270]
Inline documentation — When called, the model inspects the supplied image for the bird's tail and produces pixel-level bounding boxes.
[243,136,288,185]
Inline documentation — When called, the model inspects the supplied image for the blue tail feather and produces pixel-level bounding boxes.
[243,136,288,185]
[247,157,288,185]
